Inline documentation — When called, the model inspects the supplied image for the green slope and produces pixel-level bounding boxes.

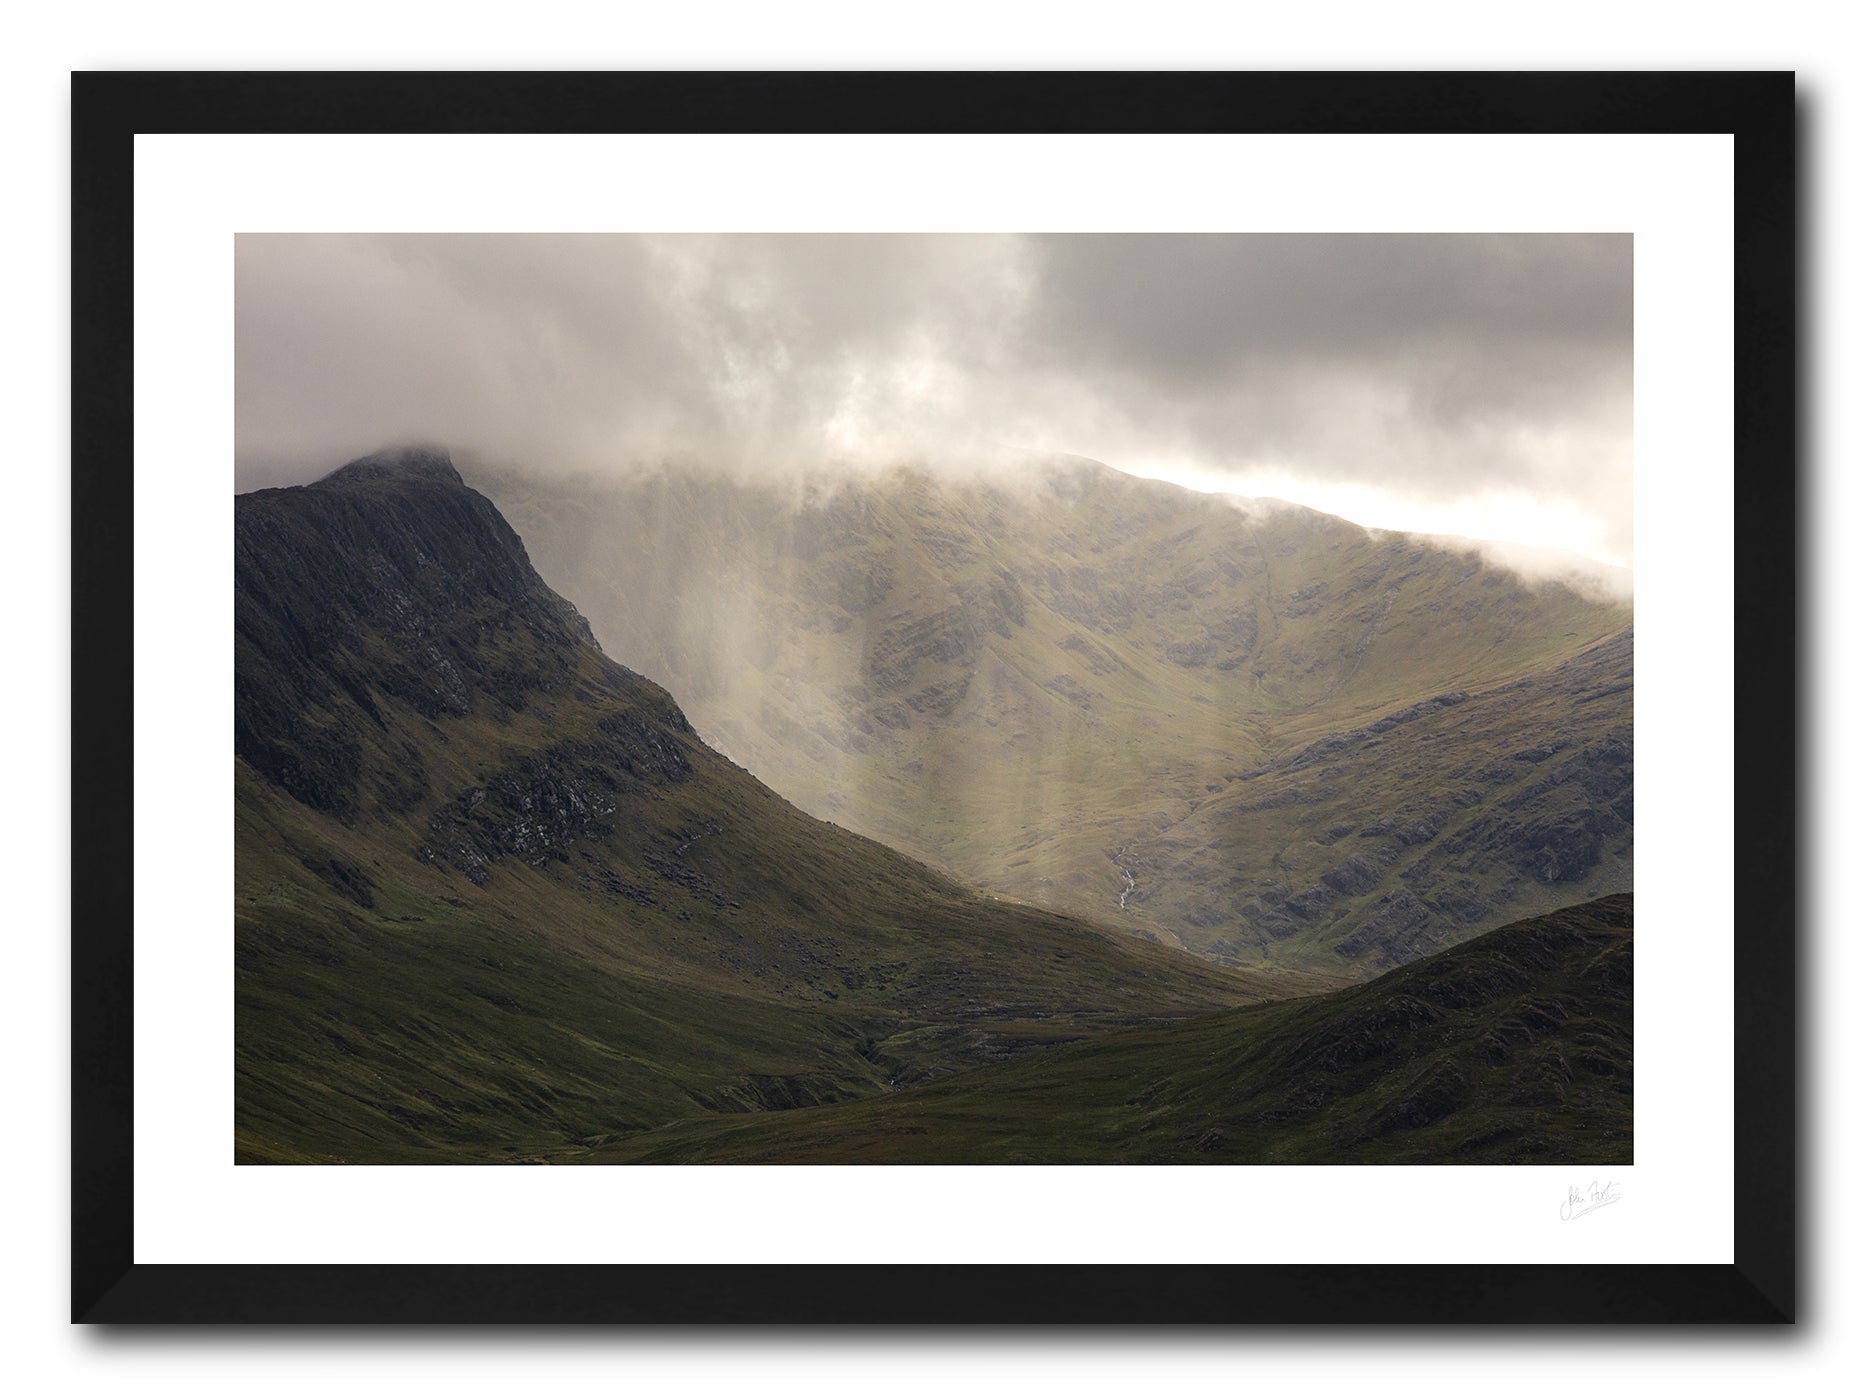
[566,893,1633,1165]
[235,448,1323,1164]
[481,456,1632,972]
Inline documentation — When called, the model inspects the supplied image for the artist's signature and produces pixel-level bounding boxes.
[1560,1180,1622,1220]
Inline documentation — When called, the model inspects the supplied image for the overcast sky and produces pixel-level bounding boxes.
[236,233,1633,566]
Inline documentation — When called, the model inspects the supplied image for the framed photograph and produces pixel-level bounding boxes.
[73,71,1794,1321]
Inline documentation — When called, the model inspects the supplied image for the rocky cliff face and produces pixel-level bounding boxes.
[235,446,621,820]
[1144,627,1634,969]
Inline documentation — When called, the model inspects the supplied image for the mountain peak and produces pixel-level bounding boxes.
[315,443,462,489]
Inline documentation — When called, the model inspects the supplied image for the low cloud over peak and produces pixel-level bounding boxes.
[237,232,1632,567]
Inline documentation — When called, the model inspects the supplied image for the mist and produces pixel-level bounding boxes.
[236,232,1632,569]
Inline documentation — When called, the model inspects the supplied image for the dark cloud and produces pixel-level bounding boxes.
[1029,234,1629,371]
[235,232,1631,562]
[1024,234,1631,523]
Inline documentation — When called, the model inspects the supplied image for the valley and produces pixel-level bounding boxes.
[234,450,1328,1163]
[232,447,1632,1166]
[571,893,1635,1166]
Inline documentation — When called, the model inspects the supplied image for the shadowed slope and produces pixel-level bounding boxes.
[235,448,1322,1164]
[571,893,1633,1165]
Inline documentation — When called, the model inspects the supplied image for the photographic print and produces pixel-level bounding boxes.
[73,67,1791,1324]
[233,231,1634,1167]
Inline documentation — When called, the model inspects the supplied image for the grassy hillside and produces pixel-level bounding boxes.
[483,456,1632,973]
[235,449,1323,1164]
[565,894,1633,1165]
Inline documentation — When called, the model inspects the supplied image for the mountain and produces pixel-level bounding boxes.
[566,893,1634,1166]
[234,447,1320,1164]
[479,457,1633,974]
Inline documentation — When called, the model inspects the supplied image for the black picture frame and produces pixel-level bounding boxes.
[72,70,1796,1324]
